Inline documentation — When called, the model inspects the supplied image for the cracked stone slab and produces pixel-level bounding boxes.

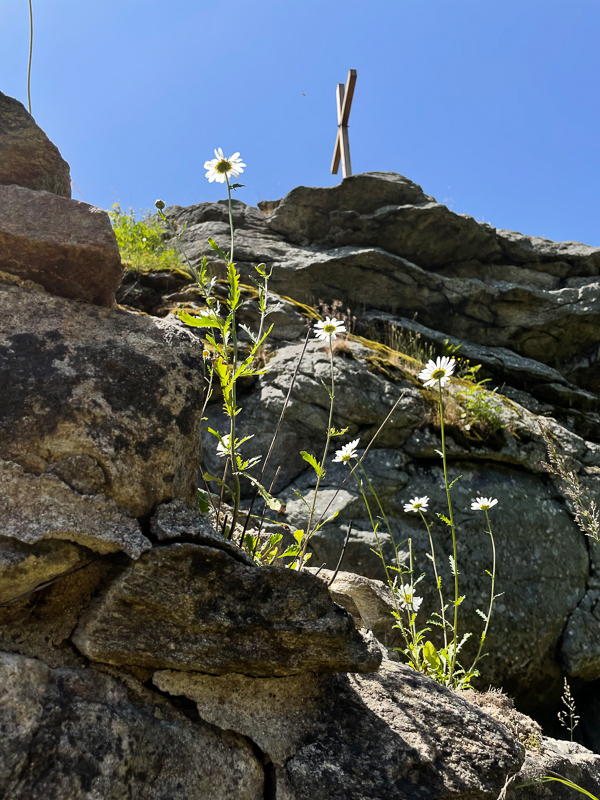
[0,458,150,559]
[150,499,255,566]
[0,651,264,800]
[72,542,382,676]
[154,659,524,800]
[0,185,122,306]
[0,535,82,604]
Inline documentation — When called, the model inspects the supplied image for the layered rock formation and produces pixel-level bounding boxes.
[2,94,600,798]
[140,173,600,732]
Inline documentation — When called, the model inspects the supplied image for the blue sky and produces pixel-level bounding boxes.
[1,0,599,245]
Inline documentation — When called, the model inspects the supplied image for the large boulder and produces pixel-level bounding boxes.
[154,659,524,800]
[0,283,205,523]
[0,651,264,800]
[0,185,123,307]
[0,91,71,197]
[72,542,381,676]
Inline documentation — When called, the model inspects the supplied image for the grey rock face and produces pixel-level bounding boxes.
[72,542,382,676]
[0,651,264,800]
[508,739,600,799]
[0,185,122,307]
[0,284,205,518]
[155,659,524,800]
[0,91,71,197]
[0,459,149,559]
[0,535,81,604]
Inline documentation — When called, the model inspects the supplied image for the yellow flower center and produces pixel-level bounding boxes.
[323,324,337,334]
[215,159,232,174]
[431,369,446,381]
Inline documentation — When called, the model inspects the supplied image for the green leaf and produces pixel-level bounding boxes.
[423,641,442,671]
[448,475,463,489]
[178,310,221,328]
[300,451,324,478]
[293,529,304,545]
[207,237,229,261]
[436,513,452,526]
[227,262,241,310]
[202,472,228,487]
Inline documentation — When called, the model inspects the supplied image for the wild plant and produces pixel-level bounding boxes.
[154,149,282,531]
[456,363,505,433]
[540,424,599,541]
[109,204,181,273]
[332,355,501,690]
[558,678,580,741]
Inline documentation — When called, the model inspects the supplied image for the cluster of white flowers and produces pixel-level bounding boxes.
[403,496,429,513]
[403,493,498,514]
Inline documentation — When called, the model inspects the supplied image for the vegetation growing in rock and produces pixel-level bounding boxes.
[109,204,181,272]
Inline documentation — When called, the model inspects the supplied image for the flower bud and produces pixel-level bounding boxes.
[155,199,165,210]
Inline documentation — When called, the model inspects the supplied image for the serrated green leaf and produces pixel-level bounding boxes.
[207,237,229,261]
[300,451,324,478]
[178,310,221,328]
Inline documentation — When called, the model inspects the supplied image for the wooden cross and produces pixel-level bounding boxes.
[331,69,357,179]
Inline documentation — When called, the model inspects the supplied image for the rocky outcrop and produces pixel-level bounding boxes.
[0,91,71,197]
[154,659,524,800]
[0,184,123,307]
[72,542,381,675]
[0,283,205,520]
[0,652,265,800]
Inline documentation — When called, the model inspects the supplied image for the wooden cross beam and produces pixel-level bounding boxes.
[331,69,357,179]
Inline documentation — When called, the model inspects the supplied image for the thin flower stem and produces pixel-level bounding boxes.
[419,509,448,650]
[352,471,413,659]
[301,339,335,565]
[358,463,393,538]
[225,175,241,529]
[468,509,497,673]
[438,381,459,682]
[240,328,311,541]
[311,392,406,534]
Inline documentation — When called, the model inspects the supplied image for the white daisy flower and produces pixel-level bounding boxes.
[471,496,498,511]
[403,496,429,513]
[333,438,360,464]
[313,317,346,341]
[204,148,246,184]
[398,583,423,613]
[216,434,231,457]
[418,356,456,388]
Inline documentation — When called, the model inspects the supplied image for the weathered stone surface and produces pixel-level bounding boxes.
[561,591,600,680]
[150,499,255,565]
[155,659,524,800]
[308,567,403,654]
[0,651,264,800]
[0,559,112,669]
[0,535,81,604]
[506,740,600,799]
[72,543,381,675]
[259,172,434,243]
[0,91,71,197]
[0,284,205,517]
[0,184,122,307]
[0,459,149,559]
[496,228,600,272]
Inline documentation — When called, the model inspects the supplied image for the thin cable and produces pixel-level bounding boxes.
[27,0,33,114]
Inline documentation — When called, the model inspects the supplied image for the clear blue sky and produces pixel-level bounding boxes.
[1,0,599,245]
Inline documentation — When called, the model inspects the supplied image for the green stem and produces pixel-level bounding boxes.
[352,470,414,659]
[419,509,448,651]
[301,339,335,566]
[468,509,497,674]
[27,0,33,114]
[438,381,459,682]
[225,176,240,529]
